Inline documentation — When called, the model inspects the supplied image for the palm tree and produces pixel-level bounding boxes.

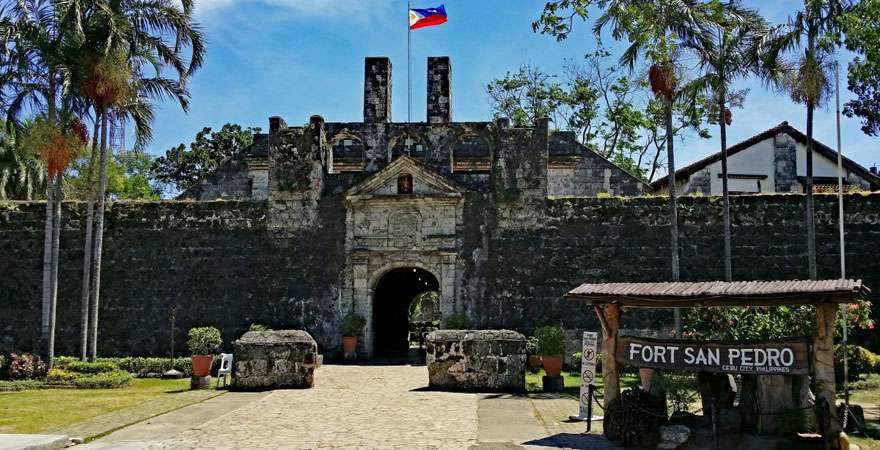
[0,0,90,366]
[755,1,851,280]
[679,2,769,281]
[594,0,714,334]
[0,123,45,200]
[77,0,203,361]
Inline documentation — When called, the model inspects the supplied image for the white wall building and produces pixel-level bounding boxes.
[652,122,880,195]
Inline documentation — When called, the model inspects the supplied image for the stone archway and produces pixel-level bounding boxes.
[371,267,440,358]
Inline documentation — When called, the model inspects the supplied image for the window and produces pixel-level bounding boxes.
[397,173,414,194]
[451,135,490,173]
[391,134,426,160]
[329,134,364,173]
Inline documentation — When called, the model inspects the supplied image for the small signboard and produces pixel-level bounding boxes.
[579,332,598,417]
[570,331,600,423]
[616,336,810,375]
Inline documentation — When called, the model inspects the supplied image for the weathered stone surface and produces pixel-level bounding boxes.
[232,330,317,390]
[657,425,691,449]
[426,329,526,392]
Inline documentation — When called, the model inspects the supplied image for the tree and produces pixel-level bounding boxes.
[152,123,260,195]
[76,0,204,361]
[681,2,769,281]
[0,122,45,200]
[756,0,851,280]
[66,150,161,200]
[486,54,709,181]
[839,0,880,136]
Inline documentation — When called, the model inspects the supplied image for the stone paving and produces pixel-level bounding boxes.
[146,365,479,450]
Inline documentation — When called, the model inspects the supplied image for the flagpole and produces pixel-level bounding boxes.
[835,60,850,410]
[407,0,412,123]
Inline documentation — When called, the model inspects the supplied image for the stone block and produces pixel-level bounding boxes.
[426,329,525,392]
[232,330,317,390]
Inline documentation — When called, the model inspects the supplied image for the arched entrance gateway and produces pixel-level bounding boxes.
[372,267,440,358]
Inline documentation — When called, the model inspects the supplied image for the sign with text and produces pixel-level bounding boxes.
[615,337,809,375]
[578,332,599,418]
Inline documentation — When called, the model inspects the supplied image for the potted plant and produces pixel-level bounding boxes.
[526,336,542,371]
[187,327,222,377]
[533,326,567,377]
[340,313,367,354]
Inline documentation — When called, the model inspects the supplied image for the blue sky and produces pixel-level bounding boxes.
[143,0,878,173]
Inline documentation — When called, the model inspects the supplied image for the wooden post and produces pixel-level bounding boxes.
[814,303,840,450]
[596,304,621,408]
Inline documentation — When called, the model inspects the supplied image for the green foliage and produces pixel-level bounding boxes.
[443,313,472,330]
[57,360,119,375]
[187,327,222,356]
[66,150,161,200]
[151,124,259,194]
[0,379,43,391]
[0,122,45,200]
[409,291,441,323]
[96,357,192,377]
[604,387,666,447]
[526,336,539,354]
[249,323,271,332]
[339,313,367,337]
[663,372,699,414]
[836,345,880,382]
[840,0,880,136]
[486,51,710,182]
[45,368,132,389]
[533,326,567,356]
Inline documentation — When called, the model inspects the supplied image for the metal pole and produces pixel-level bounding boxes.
[586,384,594,432]
[407,1,412,123]
[835,61,849,408]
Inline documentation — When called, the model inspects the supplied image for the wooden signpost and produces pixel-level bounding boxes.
[616,336,810,375]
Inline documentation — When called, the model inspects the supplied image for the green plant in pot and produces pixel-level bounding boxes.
[340,313,367,354]
[533,326,566,377]
[187,327,222,377]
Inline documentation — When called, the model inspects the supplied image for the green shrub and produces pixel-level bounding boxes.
[340,313,367,336]
[443,313,471,330]
[604,387,667,447]
[46,368,80,384]
[95,357,192,377]
[8,353,47,380]
[0,379,43,391]
[59,360,119,375]
[70,370,133,389]
[187,327,222,355]
[0,354,7,380]
[249,323,271,332]
[526,336,539,355]
[533,326,566,356]
[835,345,879,382]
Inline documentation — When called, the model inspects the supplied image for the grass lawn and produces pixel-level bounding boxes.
[524,368,640,398]
[0,378,199,434]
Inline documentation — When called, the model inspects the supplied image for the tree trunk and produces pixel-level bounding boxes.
[720,93,732,282]
[806,29,818,280]
[814,303,840,449]
[665,97,681,335]
[80,119,101,361]
[40,177,54,359]
[47,172,63,367]
[88,110,109,362]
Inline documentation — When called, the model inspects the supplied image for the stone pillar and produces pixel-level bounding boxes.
[364,57,392,123]
[814,302,841,449]
[427,56,452,124]
[774,134,798,193]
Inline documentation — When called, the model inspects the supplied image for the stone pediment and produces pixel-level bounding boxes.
[345,155,464,201]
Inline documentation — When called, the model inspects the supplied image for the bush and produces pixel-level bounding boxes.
[249,323,271,332]
[45,368,132,389]
[0,354,7,380]
[8,353,47,380]
[835,345,879,382]
[533,326,566,356]
[604,387,667,447]
[58,360,119,375]
[443,313,471,330]
[340,313,367,337]
[187,327,222,356]
[97,357,192,377]
[526,336,539,355]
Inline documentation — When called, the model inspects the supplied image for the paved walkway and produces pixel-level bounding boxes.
[81,365,621,450]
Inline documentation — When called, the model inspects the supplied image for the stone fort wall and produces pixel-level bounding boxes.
[1,193,879,356]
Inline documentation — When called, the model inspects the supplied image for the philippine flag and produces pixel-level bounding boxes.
[409,5,447,30]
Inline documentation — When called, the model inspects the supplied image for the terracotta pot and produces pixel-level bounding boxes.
[191,355,214,377]
[342,336,358,354]
[542,355,563,377]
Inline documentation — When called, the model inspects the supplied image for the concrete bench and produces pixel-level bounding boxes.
[426,329,526,392]
[232,330,317,390]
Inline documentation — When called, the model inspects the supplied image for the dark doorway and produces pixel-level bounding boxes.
[373,267,439,358]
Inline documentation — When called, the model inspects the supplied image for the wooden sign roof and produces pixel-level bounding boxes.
[565,279,869,307]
